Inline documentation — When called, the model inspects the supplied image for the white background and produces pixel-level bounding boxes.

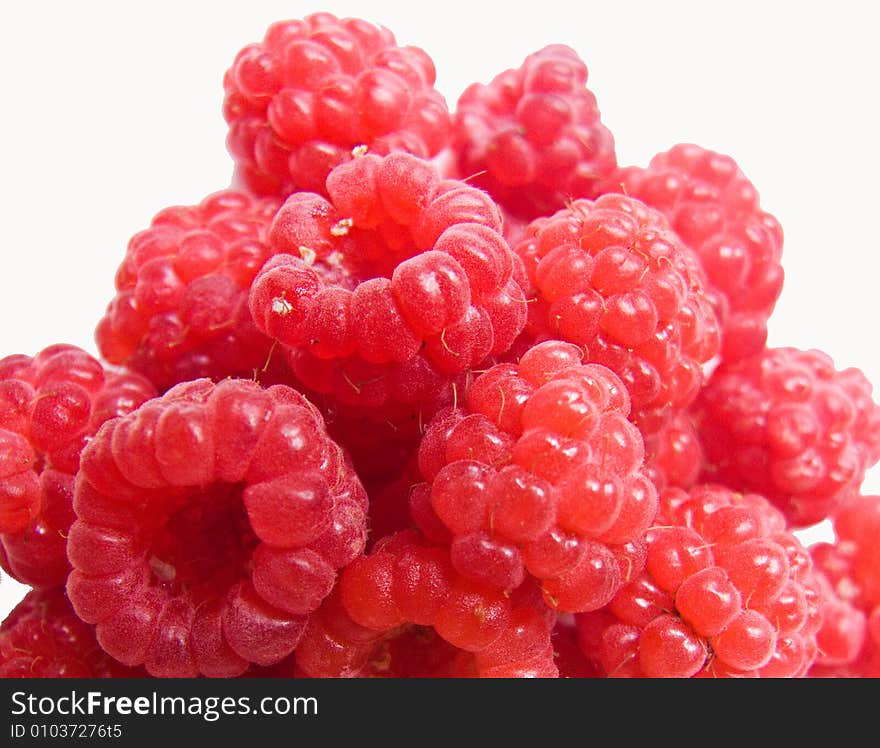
[1,1,878,621]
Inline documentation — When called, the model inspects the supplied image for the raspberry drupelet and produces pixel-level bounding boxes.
[606,144,784,360]
[224,12,451,199]
[641,410,703,492]
[0,345,156,587]
[450,45,616,221]
[513,193,720,426]
[295,530,558,678]
[809,495,880,676]
[247,150,527,419]
[693,347,880,528]
[576,484,824,678]
[65,378,368,678]
[806,566,869,676]
[0,587,142,677]
[411,340,656,613]
[95,189,284,392]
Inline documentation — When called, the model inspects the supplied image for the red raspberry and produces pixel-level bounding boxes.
[296,530,557,678]
[514,193,720,425]
[248,151,526,417]
[0,587,142,677]
[413,340,656,612]
[641,410,703,492]
[576,484,823,677]
[806,566,867,675]
[808,495,880,677]
[95,190,284,392]
[607,144,784,360]
[451,45,616,220]
[693,347,880,527]
[825,495,880,608]
[224,12,451,198]
[65,378,368,678]
[0,345,155,586]
[468,583,558,677]
[293,586,386,677]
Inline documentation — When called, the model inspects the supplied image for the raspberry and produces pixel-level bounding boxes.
[514,193,720,425]
[451,45,616,220]
[808,495,880,676]
[0,587,142,677]
[806,567,867,674]
[576,484,824,677]
[825,495,880,608]
[412,340,656,612]
[693,347,880,527]
[606,144,784,360]
[469,583,558,677]
[248,151,526,419]
[65,378,368,677]
[95,189,284,392]
[293,586,386,677]
[296,530,557,677]
[0,345,155,587]
[224,12,451,198]
[641,410,703,491]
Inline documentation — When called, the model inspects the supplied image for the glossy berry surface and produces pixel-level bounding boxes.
[96,190,283,392]
[297,530,557,677]
[576,484,823,677]
[809,495,880,676]
[451,45,616,220]
[0,345,155,586]
[6,8,880,683]
[413,340,656,612]
[606,144,784,360]
[514,193,720,424]
[694,347,880,527]
[248,151,526,419]
[0,588,142,678]
[225,12,451,198]
[65,378,368,677]
[641,410,703,492]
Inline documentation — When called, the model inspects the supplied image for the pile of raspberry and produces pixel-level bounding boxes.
[3,11,879,679]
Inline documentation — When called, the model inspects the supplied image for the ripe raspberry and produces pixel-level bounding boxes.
[641,410,703,492]
[606,144,784,360]
[806,566,867,675]
[808,495,880,676]
[248,151,526,418]
[0,345,155,586]
[576,484,823,677]
[65,378,368,678]
[297,530,557,677]
[468,582,558,677]
[0,587,142,677]
[95,189,284,392]
[224,12,451,198]
[413,340,656,612]
[293,586,386,677]
[693,347,880,527]
[514,193,720,424]
[451,45,616,220]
